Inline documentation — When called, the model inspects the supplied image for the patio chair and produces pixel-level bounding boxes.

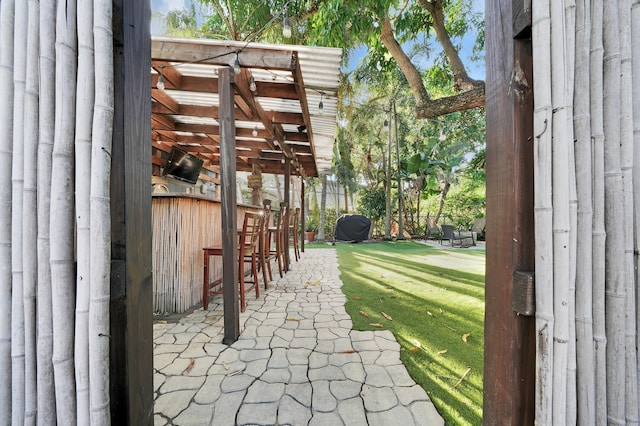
[258,204,272,288]
[267,203,288,279]
[202,210,263,312]
[289,207,301,262]
[425,218,442,240]
[440,224,475,247]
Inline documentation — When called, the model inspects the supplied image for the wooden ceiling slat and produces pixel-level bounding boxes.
[151,113,176,131]
[151,89,180,113]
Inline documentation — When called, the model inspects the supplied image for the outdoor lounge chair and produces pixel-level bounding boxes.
[440,224,475,247]
[425,218,442,240]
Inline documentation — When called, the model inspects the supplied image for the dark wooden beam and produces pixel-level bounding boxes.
[284,160,291,270]
[300,178,305,252]
[291,53,318,165]
[512,0,532,38]
[152,40,297,70]
[219,67,240,344]
[483,1,535,424]
[111,0,153,424]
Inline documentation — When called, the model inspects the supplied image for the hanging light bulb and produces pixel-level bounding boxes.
[383,118,389,127]
[249,76,257,92]
[283,16,292,38]
[252,126,258,137]
[229,52,241,74]
[318,92,324,110]
[157,70,165,90]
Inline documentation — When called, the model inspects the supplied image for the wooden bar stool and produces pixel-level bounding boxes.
[202,211,263,312]
[257,205,272,288]
[289,207,301,261]
[267,203,288,279]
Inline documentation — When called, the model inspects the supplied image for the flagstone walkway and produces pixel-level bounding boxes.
[153,248,444,426]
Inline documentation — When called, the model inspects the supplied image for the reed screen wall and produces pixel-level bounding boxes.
[532,1,640,423]
[152,195,256,314]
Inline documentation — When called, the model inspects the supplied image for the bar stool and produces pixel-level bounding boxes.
[289,207,301,261]
[267,203,288,279]
[202,211,263,312]
[257,204,272,288]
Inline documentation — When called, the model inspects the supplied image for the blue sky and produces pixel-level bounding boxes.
[151,0,485,79]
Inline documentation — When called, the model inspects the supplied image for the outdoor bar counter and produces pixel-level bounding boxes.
[152,193,258,314]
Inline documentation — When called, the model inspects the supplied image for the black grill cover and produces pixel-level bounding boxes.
[334,215,371,242]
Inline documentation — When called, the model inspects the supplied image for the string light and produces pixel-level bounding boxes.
[252,126,258,137]
[283,16,292,38]
[318,92,324,110]
[249,76,257,92]
[157,67,165,90]
[229,52,241,74]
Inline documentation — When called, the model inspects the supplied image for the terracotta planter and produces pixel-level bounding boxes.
[304,231,315,242]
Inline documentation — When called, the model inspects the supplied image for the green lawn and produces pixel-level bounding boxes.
[334,240,485,425]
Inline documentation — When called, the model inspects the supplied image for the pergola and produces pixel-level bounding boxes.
[150,37,343,343]
[150,37,342,179]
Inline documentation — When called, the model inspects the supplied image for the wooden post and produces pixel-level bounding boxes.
[283,159,291,270]
[110,0,153,423]
[300,178,305,252]
[249,163,262,206]
[219,67,240,344]
[483,0,536,424]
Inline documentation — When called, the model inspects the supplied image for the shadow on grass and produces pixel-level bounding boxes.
[335,240,485,425]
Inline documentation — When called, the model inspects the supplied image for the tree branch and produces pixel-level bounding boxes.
[378,1,485,118]
[379,16,432,108]
[416,85,485,119]
[419,0,482,91]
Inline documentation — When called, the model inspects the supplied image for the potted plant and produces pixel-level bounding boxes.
[304,216,318,242]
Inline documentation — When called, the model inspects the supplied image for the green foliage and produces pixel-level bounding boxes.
[357,187,387,222]
[304,215,318,232]
[322,208,338,238]
[336,241,485,424]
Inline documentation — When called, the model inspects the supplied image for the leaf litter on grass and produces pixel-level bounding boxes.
[336,241,485,424]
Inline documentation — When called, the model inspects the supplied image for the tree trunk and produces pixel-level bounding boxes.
[0,0,15,418]
[318,173,327,241]
[572,0,596,421]
[74,0,94,422]
[433,180,450,226]
[37,0,57,420]
[384,115,392,239]
[275,174,283,203]
[589,2,608,423]
[11,0,28,423]
[23,2,40,423]
[532,1,554,423]
[602,1,626,422]
[89,1,113,422]
[343,184,348,213]
[50,1,78,423]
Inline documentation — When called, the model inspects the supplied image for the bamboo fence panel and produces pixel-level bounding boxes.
[533,0,640,422]
[152,196,255,314]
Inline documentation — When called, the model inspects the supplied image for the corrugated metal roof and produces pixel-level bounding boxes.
[151,37,342,177]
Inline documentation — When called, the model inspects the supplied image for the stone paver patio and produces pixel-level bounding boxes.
[153,248,444,425]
